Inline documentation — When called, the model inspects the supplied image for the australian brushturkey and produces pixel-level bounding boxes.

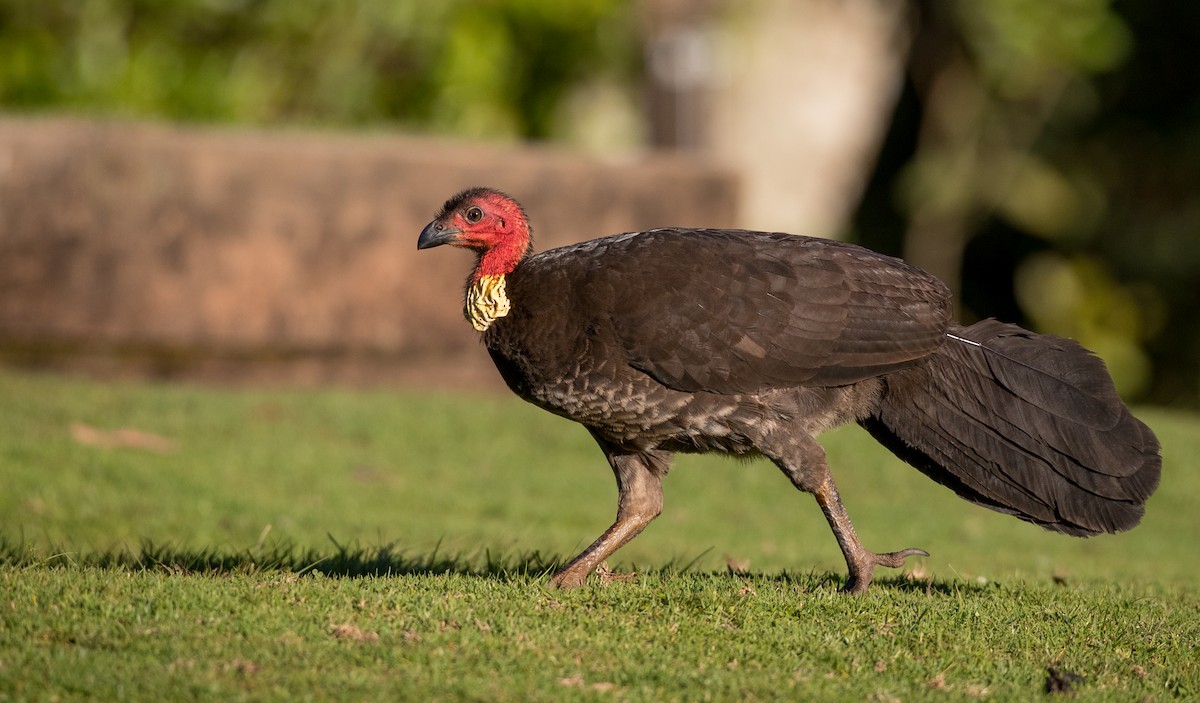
[417,187,1161,593]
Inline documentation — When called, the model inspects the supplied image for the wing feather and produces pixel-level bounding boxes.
[521,228,952,394]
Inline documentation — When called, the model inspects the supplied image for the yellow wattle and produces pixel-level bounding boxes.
[465,274,511,332]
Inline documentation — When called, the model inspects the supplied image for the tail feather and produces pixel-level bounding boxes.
[861,319,1161,536]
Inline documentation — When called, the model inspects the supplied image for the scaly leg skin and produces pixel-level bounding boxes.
[549,510,656,588]
[811,474,927,594]
[550,443,669,589]
[771,435,926,594]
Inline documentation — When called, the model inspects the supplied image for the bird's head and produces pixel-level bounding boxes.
[418,187,532,279]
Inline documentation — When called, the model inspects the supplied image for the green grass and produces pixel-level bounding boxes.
[1,368,1197,701]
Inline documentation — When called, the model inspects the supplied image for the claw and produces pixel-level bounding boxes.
[875,547,929,568]
[842,547,928,594]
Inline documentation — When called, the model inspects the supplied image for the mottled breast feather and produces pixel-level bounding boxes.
[492,229,953,396]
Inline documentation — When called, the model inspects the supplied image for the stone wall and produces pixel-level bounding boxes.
[0,118,738,389]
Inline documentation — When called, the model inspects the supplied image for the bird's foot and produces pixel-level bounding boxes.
[550,561,633,589]
[842,547,928,595]
[549,568,589,590]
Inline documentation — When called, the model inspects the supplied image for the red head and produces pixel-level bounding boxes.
[417,187,532,279]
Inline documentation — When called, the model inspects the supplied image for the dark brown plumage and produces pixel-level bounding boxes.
[417,187,1161,593]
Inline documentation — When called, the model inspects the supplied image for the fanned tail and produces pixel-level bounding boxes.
[861,319,1161,535]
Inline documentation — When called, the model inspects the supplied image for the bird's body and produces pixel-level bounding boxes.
[418,187,1161,592]
[485,229,943,455]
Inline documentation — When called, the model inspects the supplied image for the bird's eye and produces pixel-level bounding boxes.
[465,207,484,224]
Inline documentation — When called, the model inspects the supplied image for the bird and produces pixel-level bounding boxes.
[416,186,1161,593]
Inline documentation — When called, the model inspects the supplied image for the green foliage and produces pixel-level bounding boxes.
[861,0,1200,404]
[1,369,1198,700]
[957,0,1133,97]
[0,0,638,139]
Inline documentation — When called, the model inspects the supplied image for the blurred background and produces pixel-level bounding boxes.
[0,0,1197,406]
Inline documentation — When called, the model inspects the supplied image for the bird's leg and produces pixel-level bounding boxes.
[810,472,928,594]
[550,440,670,589]
[771,437,927,594]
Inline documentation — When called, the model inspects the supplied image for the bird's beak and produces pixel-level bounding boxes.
[417,221,462,250]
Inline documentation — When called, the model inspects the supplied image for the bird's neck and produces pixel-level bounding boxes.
[472,243,524,282]
[465,273,510,332]
[466,239,528,332]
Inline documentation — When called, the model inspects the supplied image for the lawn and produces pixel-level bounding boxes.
[1,368,1196,701]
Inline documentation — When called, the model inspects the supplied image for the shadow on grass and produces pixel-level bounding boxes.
[0,533,561,581]
[700,566,992,597]
[0,534,986,595]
